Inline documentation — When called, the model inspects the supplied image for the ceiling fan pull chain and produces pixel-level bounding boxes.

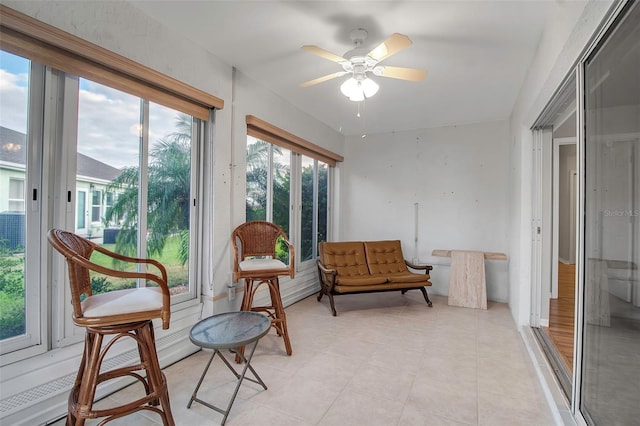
[359,100,367,139]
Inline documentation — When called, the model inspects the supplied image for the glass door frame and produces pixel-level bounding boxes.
[529,0,637,423]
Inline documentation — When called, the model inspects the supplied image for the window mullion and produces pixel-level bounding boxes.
[267,144,274,222]
[138,99,150,283]
[291,153,302,265]
[312,161,319,258]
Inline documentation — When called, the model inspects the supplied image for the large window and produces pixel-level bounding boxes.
[246,132,332,267]
[246,136,291,234]
[300,156,328,261]
[75,79,195,298]
[0,51,36,348]
[0,45,203,356]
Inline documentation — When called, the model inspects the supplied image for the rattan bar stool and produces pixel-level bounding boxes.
[48,229,175,426]
[231,221,295,358]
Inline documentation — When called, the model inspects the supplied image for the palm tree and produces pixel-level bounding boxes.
[245,140,292,261]
[104,114,192,263]
[245,140,290,228]
[245,140,270,221]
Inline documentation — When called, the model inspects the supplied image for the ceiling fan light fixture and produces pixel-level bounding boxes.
[340,77,359,98]
[340,76,379,101]
[349,89,365,102]
[361,78,379,98]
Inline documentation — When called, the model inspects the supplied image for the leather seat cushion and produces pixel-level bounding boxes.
[334,281,430,293]
[386,272,431,284]
[364,240,410,274]
[336,275,388,286]
[319,241,370,277]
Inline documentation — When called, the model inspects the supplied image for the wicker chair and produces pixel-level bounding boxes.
[48,229,174,426]
[232,221,294,357]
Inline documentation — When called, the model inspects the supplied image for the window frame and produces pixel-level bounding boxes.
[297,155,330,264]
[0,60,46,360]
[245,134,333,271]
[0,4,223,119]
[0,7,215,358]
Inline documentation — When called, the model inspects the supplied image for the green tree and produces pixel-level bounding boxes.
[245,141,290,232]
[245,140,291,262]
[104,114,192,262]
[245,140,270,221]
[300,162,328,261]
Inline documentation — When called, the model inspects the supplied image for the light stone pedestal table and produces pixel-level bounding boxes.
[432,249,507,310]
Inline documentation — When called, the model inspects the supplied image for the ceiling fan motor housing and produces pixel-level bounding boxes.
[300,29,426,90]
[341,55,379,77]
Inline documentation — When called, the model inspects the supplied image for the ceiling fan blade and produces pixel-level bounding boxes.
[300,71,347,87]
[301,45,347,63]
[367,33,412,63]
[378,66,427,81]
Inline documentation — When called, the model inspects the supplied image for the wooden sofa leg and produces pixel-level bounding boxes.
[327,293,337,316]
[317,291,324,302]
[420,287,433,307]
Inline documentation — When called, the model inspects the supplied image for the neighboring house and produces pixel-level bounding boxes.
[0,126,121,240]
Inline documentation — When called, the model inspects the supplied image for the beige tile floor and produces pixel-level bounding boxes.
[51,293,556,425]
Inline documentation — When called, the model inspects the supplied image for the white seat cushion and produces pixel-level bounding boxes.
[239,258,287,271]
[82,287,163,318]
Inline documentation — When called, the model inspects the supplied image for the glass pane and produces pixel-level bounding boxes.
[300,156,314,261]
[246,136,268,221]
[273,147,290,263]
[77,78,141,293]
[272,147,291,234]
[581,4,640,425]
[147,103,192,296]
[0,51,29,340]
[317,162,328,246]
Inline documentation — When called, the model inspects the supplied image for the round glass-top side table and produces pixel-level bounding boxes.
[187,311,270,425]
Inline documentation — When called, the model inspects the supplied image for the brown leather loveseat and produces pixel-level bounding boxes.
[316,240,433,316]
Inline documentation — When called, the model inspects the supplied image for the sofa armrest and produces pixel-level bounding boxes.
[405,260,433,274]
[317,260,338,292]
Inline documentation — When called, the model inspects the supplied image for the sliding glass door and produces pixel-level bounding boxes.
[580,2,640,424]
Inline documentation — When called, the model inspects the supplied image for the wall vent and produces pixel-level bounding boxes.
[0,328,188,419]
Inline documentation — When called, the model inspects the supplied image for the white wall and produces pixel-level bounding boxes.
[0,2,344,424]
[341,121,510,302]
[559,144,576,263]
[508,0,614,326]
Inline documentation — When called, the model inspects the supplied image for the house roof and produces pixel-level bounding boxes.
[0,126,121,182]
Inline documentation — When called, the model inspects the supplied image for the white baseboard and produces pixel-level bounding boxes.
[520,326,575,426]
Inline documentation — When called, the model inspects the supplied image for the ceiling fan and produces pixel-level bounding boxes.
[300,28,427,101]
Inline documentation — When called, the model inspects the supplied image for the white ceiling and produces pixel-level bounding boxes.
[130,1,555,136]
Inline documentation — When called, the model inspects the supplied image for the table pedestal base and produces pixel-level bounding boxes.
[432,249,508,310]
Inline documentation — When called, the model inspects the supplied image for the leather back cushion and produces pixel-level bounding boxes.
[364,240,409,274]
[319,242,370,276]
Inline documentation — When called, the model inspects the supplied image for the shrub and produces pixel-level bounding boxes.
[0,291,25,340]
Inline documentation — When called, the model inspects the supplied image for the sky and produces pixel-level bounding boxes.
[0,50,181,170]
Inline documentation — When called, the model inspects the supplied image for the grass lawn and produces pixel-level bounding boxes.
[90,235,189,292]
